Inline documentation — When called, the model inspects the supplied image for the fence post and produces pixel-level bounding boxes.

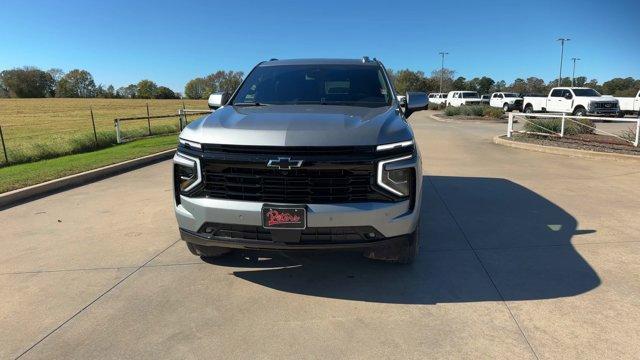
[0,125,8,164]
[178,109,185,131]
[634,118,640,147]
[146,103,152,135]
[182,102,188,125]
[90,106,98,147]
[507,113,513,138]
[560,113,566,138]
[115,119,121,144]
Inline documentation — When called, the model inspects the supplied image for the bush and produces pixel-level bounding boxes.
[443,105,504,118]
[444,106,461,116]
[483,107,505,119]
[523,117,595,136]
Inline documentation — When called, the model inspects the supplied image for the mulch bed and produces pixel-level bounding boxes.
[508,133,640,156]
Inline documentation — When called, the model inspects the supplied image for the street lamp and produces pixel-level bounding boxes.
[439,51,449,93]
[571,57,581,87]
[557,38,570,86]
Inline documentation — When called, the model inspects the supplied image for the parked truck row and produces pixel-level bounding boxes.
[425,86,637,118]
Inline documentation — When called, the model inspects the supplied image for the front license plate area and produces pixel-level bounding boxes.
[262,205,307,230]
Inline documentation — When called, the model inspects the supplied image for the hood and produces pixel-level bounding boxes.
[179,105,413,147]
[584,97,618,103]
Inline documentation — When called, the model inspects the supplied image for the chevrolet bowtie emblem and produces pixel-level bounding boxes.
[267,157,303,170]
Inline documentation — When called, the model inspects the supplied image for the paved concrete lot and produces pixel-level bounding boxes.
[2,110,639,359]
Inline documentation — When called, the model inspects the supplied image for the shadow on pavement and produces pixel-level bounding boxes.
[206,176,601,304]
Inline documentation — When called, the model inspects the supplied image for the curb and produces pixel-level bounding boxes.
[428,113,508,124]
[493,135,640,162]
[0,149,176,209]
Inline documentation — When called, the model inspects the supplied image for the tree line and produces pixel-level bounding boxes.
[1,66,638,100]
[387,68,640,97]
[0,67,180,99]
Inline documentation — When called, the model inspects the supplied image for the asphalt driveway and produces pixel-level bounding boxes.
[1,110,639,359]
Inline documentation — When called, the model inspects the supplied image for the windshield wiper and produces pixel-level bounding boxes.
[233,102,269,107]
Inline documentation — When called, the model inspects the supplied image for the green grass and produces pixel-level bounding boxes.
[0,98,207,165]
[0,134,178,193]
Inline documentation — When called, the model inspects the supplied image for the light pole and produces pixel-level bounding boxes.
[557,38,570,86]
[439,51,449,93]
[571,57,581,87]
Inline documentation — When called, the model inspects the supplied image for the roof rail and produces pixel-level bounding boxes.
[362,56,371,63]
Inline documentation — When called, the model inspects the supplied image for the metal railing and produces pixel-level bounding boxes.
[507,113,640,147]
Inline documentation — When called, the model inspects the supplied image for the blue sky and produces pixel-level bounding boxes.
[1,0,638,92]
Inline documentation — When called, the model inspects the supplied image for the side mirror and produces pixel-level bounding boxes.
[564,93,573,100]
[404,92,428,118]
[208,92,230,109]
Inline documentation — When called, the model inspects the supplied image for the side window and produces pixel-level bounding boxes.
[498,94,504,99]
[551,89,562,97]
[562,89,573,99]
[550,89,563,97]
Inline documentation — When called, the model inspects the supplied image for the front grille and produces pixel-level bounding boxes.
[198,223,383,244]
[201,164,379,203]
[593,102,618,109]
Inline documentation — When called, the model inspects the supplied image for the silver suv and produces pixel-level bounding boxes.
[174,58,426,263]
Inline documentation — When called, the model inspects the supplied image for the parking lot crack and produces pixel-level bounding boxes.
[14,239,180,359]
[426,176,540,360]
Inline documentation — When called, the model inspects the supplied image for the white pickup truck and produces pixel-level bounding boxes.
[616,90,640,117]
[522,87,619,116]
[446,91,481,107]
[490,92,523,112]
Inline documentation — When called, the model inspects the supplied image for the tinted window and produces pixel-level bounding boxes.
[462,92,479,98]
[550,89,563,97]
[562,90,573,99]
[572,88,601,97]
[504,93,518,98]
[233,64,391,107]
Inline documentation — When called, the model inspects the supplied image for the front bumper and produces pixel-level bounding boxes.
[175,196,421,250]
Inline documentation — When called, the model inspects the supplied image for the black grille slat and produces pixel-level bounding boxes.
[198,223,383,244]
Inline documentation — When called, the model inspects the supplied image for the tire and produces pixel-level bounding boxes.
[573,107,587,117]
[524,105,533,114]
[617,111,626,118]
[503,103,510,112]
[362,225,420,264]
[186,242,232,258]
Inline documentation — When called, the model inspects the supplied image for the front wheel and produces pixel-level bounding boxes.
[363,225,420,264]
[503,103,510,112]
[186,242,232,259]
[573,107,587,117]
[524,106,533,114]
[617,111,626,118]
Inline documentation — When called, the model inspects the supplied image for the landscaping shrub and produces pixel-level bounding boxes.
[483,107,505,119]
[523,117,595,136]
[444,106,461,116]
[443,105,503,119]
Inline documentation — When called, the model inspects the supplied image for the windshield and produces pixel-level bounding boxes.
[572,88,601,97]
[233,64,392,107]
[462,92,479,98]
[504,93,518,98]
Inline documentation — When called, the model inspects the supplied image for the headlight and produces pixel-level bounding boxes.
[376,140,413,152]
[377,155,414,197]
[173,153,201,193]
[179,138,201,149]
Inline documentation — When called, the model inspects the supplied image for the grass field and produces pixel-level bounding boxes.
[0,98,207,164]
[0,134,178,193]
